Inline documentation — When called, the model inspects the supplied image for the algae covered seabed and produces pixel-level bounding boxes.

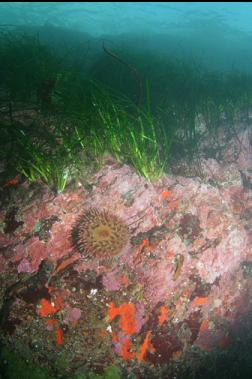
[0,29,252,379]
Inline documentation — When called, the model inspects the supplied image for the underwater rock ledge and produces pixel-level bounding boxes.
[0,124,252,378]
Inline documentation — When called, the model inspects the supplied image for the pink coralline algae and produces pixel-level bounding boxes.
[17,258,31,273]
[102,271,122,291]
[64,307,82,326]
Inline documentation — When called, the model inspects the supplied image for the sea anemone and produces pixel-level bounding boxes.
[71,208,129,263]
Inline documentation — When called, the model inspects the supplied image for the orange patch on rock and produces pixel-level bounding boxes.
[37,292,64,317]
[138,331,155,361]
[109,302,138,361]
[37,299,60,317]
[45,318,64,346]
[191,296,208,307]
[109,302,137,335]
[161,190,172,200]
[121,338,136,361]
[158,305,169,326]
[52,292,64,309]
[56,327,64,345]
[2,175,20,188]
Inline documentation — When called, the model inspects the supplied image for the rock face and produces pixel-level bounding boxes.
[0,125,252,374]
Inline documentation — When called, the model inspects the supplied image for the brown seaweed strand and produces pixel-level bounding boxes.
[102,40,143,106]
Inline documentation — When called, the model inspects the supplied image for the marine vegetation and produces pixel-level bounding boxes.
[1,30,252,190]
